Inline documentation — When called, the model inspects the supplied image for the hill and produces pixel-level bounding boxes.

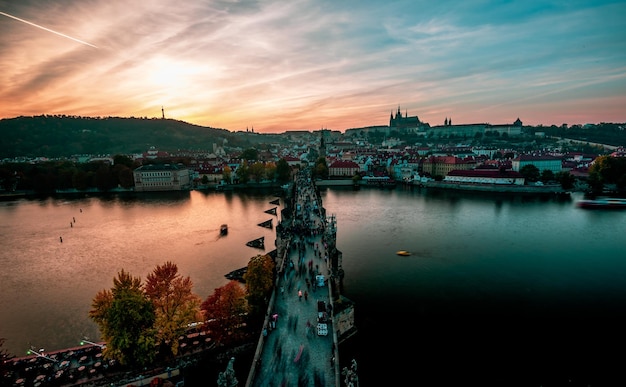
[0,115,288,159]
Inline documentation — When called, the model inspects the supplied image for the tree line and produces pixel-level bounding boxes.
[0,153,296,193]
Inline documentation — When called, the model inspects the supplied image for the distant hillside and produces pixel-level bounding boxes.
[0,115,287,159]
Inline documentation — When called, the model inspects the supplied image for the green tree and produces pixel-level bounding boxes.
[556,171,576,190]
[89,270,156,367]
[113,154,135,168]
[240,148,259,161]
[72,169,89,190]
[144,262,202,358]
[112,164,134,189]
[275,158,292,183]
[200,281,249,346]
[94,164,115,191]
[243,254,275,319]
[540,169,555,183]
[313,157,328,179]
[235,161,250,184]
[520,164,540,183]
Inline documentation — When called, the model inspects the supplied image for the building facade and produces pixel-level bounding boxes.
[421,156,476,177]
[133,164,192,192]
[328,160,360,177]
[444,169,525,185]
[512,154,562,174]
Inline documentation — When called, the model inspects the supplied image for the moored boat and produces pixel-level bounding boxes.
[396,250,411,256]
[576,197,626,209]
[220,224,228,235]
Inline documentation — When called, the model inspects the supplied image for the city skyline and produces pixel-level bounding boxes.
[1,0,625,133]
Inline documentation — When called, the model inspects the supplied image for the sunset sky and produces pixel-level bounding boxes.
[1,0,624,133]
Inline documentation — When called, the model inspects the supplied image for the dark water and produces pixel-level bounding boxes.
[1,187,625,386]
[321,186,626,387]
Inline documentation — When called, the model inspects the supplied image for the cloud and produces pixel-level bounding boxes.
[0,0,624,130]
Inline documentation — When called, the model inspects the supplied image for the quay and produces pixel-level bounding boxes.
[245,170,357,387]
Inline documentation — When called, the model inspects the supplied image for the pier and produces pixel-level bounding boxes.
[245,170,356,387]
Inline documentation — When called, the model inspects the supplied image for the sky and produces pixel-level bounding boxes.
[1,0,625,133]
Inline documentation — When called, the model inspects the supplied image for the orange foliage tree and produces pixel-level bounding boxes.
[201,280,249,346]
[144,261,202,357]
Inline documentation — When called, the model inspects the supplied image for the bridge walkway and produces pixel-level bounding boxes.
[246,173,339,387]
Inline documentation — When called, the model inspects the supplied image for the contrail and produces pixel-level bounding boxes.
[0,11,98,48]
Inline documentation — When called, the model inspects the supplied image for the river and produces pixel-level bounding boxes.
[1,187,625,386]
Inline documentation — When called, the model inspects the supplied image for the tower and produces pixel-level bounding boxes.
[161,106,165,119]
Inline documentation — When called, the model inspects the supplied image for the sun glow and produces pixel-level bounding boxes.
[145,58,200,89]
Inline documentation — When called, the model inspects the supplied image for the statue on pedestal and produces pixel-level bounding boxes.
[217,357,238,387]
[342,358,359,387]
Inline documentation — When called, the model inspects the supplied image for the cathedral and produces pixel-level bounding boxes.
[389,106,424,131]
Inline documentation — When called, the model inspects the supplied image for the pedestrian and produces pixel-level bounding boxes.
[298,289,302,301]
[304,290,308,301]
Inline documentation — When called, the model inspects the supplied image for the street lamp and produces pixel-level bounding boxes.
[27,346,56,362]
[80,337,106,349]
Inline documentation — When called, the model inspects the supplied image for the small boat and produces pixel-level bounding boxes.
[220,224,228,235]
[576,197,626,209]
[396,250,411,256]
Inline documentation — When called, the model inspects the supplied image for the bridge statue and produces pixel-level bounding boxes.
[217,357,238,387]
[342,358,359,387]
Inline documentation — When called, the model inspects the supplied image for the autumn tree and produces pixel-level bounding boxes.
[243,254,275,319]
[201,281,249,346]
[588,155,626,194]
[222,165,232,183]
[89,269,156,367]
[144,261,202,358]
[264,162,277,182]
[249,161,266,182]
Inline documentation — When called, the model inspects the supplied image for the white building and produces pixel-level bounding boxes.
[133,164,192,192]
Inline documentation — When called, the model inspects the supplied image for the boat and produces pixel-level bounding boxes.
[220,224,228,235]
[576,197,626,209]
[396,250,411,256]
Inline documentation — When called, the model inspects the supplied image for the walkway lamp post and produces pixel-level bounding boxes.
[80,337,106,349]
[26,346,57,362]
